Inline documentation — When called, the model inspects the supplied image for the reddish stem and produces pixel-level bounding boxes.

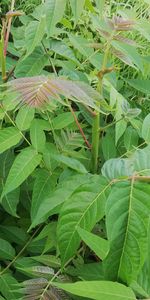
[69,105,92,149]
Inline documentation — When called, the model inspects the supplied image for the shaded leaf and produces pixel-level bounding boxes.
[0,127,22,154]
[52,154,88,173]
[2,147,42,197]
[16,106,35,131]
[45,0,67,36]
[77,227,109,260]
[24,16,46,58]
[31,169,53,221]
[30,174,91,229]
[0,238,15,260]
[70,0,85,23]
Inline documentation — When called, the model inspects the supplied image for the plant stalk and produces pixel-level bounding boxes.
[90,44,110,173]
[0,30,6,82]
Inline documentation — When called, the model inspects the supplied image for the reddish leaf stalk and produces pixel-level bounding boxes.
[68,103,92,149]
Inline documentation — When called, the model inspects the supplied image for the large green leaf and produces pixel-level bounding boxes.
[30,120,46,152]
[69,262,104,280]
[0,127,22,154]
[15,106,35,131]
[124,126,139,151]
[135,230,150,298]
[0,274,20,300]
[52,154,88,173]
[31,169,54,221]
[2,147,42,197]
[102,158,134,180]
[77,227,109,260]
[57,176,110,266]
[14,48,49,77]
[53,281,136,300]
[50,40,79,64]
[0,238,15,260]
[70,0,85,23]
[111,41,143,72]
[132,145,150,175]
[0,225,28,246]
[24,16,46,58]
[30,174,91,229]
[127,79,150,94]
[104,181,150,284]
[1,188,20,217]
[45,0,67,36]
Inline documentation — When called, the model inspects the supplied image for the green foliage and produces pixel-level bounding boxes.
[1,0,150,299]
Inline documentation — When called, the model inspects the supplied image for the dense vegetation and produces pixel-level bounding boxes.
[1,0,150,299]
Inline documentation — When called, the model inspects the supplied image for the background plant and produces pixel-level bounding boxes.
[1,0,150,300]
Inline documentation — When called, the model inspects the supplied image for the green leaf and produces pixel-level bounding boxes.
[95,0,105,14]
[30,120,46,152]
[127,79,150,94]
[30,174,91,229]
[53,281,136,300]
[132,145,150,175]
[1,188,20,217]
[135,230,150,298]
[50,40,79,64]
[45,0,67,36]
[77,227,109,260]
[135,19,150,42]
[31,169,53,221]
[70,0,85,23]
[124,126,139,151]
[0,127,22,154]
[0,274,20,300]
[2,147,42,197]
[24,16,46,58]
[104,181,150,284]
[57,176,110,266]
[69,262,104,280]
[102,132,116,160]
[69,34,92,57]
[102,158,134,180]
[14,48,49,77]
[52,112,77,130]
[111,41,143,72]
[142,113,150,143]
[15,106,35,131]
[31,255,61,268]
[52,154,88,173]
[115,93,128,144]
[0,238,15,260]
[0,225,28,246]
